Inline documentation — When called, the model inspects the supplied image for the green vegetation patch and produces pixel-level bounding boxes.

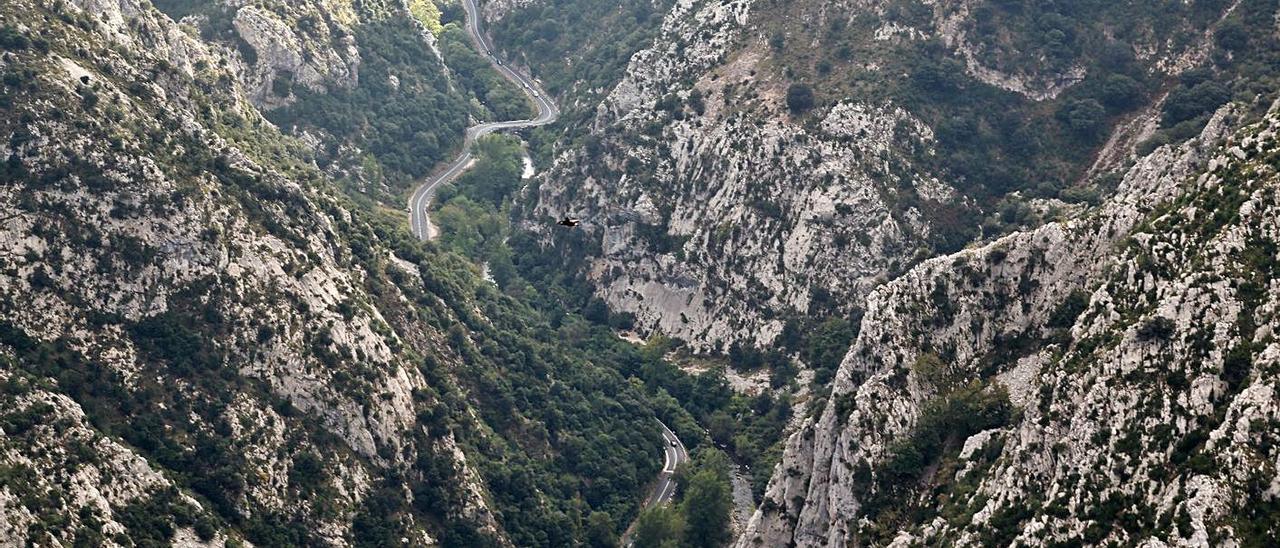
[407,0,443,35]
[268,19,469,195]
[854,379,1014,543]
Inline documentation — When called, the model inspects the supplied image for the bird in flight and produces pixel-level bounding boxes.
[557,216,581,227]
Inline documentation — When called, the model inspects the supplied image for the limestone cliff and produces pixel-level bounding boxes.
[227,3,362,109]
[524,0,1253,354]
[739,101,1280,546]
[1,0,500,544]
[532,0,953,351]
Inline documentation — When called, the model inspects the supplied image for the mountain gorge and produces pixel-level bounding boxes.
[0,0,677,545]
[525,0,1275,352]
[3,0,1280,546]
[507,0,1280,544]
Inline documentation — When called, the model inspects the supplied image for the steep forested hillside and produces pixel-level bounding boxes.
[0,1,690,545]
[7,0,1280,546]
[146,0,532,202]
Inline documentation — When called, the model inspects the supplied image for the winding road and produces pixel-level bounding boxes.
[623,421,690,545]
[409,7,689,540]
[646,421,691,509]
[408,0,559,240]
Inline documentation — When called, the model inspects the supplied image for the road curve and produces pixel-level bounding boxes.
[408,0,559,240]
[646,421,691,509]
[622,421,690,546]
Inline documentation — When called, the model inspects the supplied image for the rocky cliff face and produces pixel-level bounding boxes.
[226,2,362,109]
[814,0,1237,101]
[532,0,955,351]
[0,0,512,544]
[150,0,373,110]
[738,101,1280,546]
[526,0,1254,353]
[480,0,542,23]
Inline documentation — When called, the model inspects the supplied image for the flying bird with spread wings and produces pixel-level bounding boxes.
[557,216,581,227]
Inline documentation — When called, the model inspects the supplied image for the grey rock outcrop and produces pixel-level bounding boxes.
[533,0,954,351]
[739,101,1280,546]
[229,5,361,108]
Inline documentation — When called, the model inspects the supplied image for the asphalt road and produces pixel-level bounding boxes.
[407,0,559,240]
[647,421,691,508]
[622,421,690,546]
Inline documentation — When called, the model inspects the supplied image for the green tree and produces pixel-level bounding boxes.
[1099,74,1142,111]
[680,451,732,548]
[586,511,618,548]
[1163,81,1230,126]
[0,25,29,50]
[1214,19,1248,51]
[706,411,736,448]
[1059,99,1107,136]
[452,134,524,207]
[633,506,684,548]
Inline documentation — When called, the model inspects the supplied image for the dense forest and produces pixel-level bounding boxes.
[268,19,471,193]
[438,24,534,122]
[630,448,735,548]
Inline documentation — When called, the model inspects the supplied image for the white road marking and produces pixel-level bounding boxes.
[406,0,559,240]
